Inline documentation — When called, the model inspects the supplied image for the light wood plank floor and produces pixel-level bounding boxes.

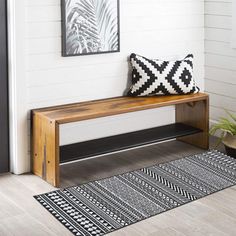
[0,140,236,236]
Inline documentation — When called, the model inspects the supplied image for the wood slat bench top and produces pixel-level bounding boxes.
[32,93,208,124]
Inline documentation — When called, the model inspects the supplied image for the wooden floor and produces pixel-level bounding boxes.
[0,139,236,236]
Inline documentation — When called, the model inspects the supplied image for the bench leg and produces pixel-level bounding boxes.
[176,97,209,149]
[32,114,60,187]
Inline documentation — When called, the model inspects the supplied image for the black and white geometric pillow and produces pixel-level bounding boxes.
[127,53,199,96]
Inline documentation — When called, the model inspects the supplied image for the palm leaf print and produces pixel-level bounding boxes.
[64,0,119,55]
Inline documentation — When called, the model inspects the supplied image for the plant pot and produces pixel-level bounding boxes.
[223,134,236,158]
[224,145,236,158]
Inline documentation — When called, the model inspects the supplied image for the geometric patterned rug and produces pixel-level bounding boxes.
[34,150,236,236]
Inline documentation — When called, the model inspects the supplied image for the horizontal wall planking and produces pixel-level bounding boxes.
[205,2,231,16]
[26,15,204,39]
[27,69,204,100]
[25,0,59,6]
[210,106,236,122]
[26,46,204,72]
[26,68,204,109]
[205,15,231,29]
[26,62,204,95]
[25,5,60,22]
[120,3,204,18]
[27,89,129,109]
[205,0,231,2]
[27,58,204,90]
[25,28,204,55]
[205,53,236,71]
[118,38,205,59]
[26,53,205,89]
[205,66,236,85]
[28,75,128,103]
[26,21,61,38]
[26,61,129,87]
[205,0,235,125]
[27,65,204,104]
[25,2,204,22]
[25,0,204,7]
[28,80,205,109]
[25,40,204,70]
[210,106,226,122]
[27,70,204,102]
[208,92,236,112]
[27,93,116,111]
[205,28,231,42]
[26,53,127,71]
[28,70,205,105]
[205,40,236,57]
[205,79,236,99]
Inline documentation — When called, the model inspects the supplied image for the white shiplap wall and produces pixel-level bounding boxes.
[10,0,205,173]
[205,0,236,122]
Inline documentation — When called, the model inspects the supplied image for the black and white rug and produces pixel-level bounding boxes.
[35,150,236,236]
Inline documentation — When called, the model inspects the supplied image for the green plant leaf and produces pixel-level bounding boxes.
[226,110,236,123]
[210,109,236,146]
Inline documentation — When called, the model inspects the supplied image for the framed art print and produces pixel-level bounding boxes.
[61,0,120,57]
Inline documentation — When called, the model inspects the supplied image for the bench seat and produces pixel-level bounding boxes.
[32,93,209,187]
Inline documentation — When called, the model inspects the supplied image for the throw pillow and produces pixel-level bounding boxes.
[127,53,199,96]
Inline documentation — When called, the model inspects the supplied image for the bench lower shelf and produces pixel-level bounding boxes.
[60,123,202,163]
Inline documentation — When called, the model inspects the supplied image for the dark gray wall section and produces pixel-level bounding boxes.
[0,0,9,172]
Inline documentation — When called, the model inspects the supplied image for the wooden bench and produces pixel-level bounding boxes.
[32,93,209,187]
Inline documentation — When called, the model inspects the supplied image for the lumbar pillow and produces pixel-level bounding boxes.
[127,53,199,96]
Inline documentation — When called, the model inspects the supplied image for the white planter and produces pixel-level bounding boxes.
[223,134,236,149]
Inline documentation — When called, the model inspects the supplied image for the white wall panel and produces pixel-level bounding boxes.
[205,15,231,29]
[205,0,236,123]
[205,66,236,85]
[205,2,231,15]
[205,28,231,42]
[205,79,236,98]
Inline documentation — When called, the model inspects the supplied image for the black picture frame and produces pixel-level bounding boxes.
[61,0,120,57]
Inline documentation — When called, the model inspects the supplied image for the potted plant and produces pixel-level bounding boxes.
[210,111,236,158]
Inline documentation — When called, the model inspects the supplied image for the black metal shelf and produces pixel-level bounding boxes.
[60,123,202,163]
